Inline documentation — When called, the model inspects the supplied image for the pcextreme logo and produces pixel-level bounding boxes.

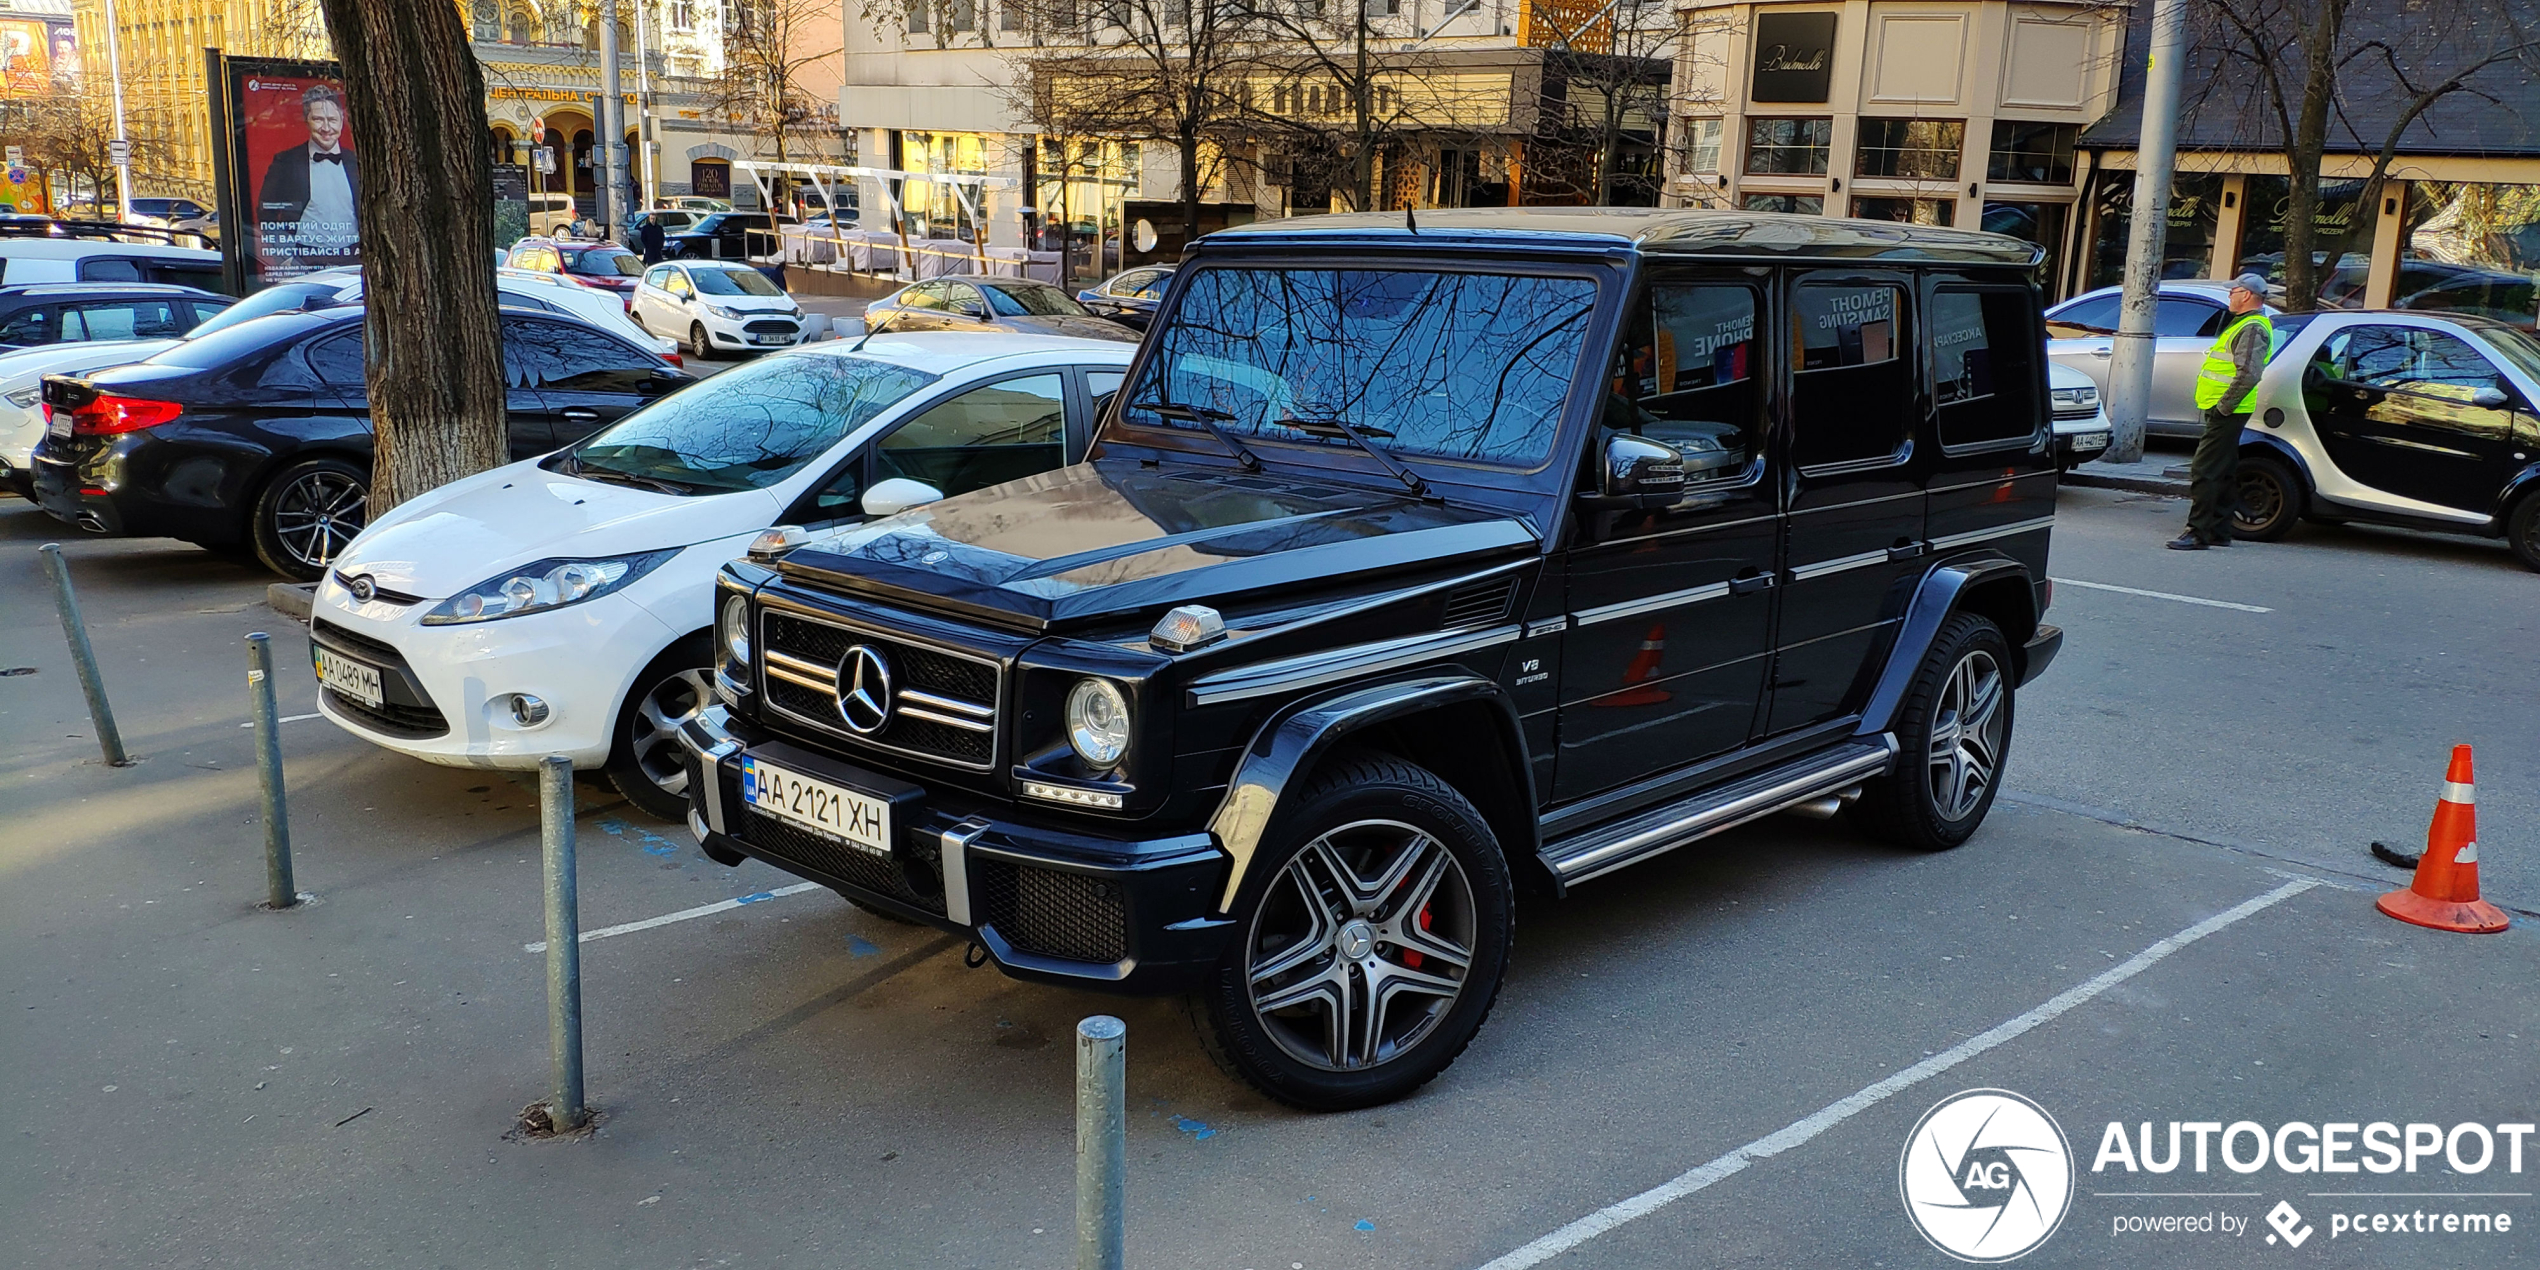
[1901,1089,2077,1262]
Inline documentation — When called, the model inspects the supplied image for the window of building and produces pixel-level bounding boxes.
[948,0,975,30]
[2087,174,2221,289]
[907,0,927,33]
[1790,281,1911,468]
[1000,0,1022,29]
[1979,201,2069,292]
[1929,287,2040,448]
[1853,119,1962,180]
[1852,196,1952,226]
[2390,182,2540,325]
[1682,118,1723,174]
[1745,118,1832,176]
[1743,193,1823,215]
[1987,121,2076,185]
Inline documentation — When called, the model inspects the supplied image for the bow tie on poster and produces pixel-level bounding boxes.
[313,152,345,164]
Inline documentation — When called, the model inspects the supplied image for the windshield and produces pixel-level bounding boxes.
[1117,266,1598,470]
[567,352,937,493]
[984,282,1089,317]
[567,249,642,278]
[691,266,783,297]
[2484,325,2540,382]
[186,283,345,338]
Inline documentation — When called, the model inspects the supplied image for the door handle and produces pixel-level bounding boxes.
[1886,540,1927,563]
[1730,572,1776,596]
[561,407,599,422]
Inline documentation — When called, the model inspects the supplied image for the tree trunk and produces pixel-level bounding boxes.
[1353,12,1374,211]
[315,0,506,513]
[1180,123,1202,244]
[2278,0,2347,313]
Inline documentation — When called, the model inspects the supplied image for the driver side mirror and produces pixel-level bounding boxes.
[955,301,985,319]
[2472,385,2513,410]
[1579,435,1687,510]
[861,476,945,517]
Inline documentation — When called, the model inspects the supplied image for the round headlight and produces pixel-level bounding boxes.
[719,594,751,665]
[1065,678,1130,770]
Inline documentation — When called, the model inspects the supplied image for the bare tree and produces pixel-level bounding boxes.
[1519,0,1672,205]
[2193,0,2539,310]
[712,0,847,164]
[15,96,157,214]
[314,0,507,511]
[1234,1,1479,213]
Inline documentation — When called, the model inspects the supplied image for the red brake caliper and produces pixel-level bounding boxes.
[1401,905,1434,970]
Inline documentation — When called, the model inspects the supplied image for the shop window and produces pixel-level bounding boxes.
[2392,182,2540,326]
[2236,175,2368,301]
[1743,193,1822,215]
[1980,201,2069,291]
[1930,288,2040,449]
[1854,119,1962,180]
[1853,196,1952,226]
[2087,173,2220,289]
[1682,118,1723,174]
[1790,281,1911,468]
[1746,118,1832,176]
[1987,121,2076,185]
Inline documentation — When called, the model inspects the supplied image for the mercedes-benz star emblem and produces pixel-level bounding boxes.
[346,575,376,603]
[835,644,892,734]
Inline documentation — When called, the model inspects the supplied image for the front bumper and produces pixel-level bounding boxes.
[701,312,805,350]
[679,704,1234,995]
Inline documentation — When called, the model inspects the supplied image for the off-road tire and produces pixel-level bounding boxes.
[2231,452,2304,542]
[1189,753,1513,1111]
[1853,613,2015,852]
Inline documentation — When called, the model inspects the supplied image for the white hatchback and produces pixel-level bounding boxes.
[311,333,1134,819]
[632,260,807,358]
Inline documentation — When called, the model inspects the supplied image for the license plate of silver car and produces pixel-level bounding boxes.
[742,756,890,856]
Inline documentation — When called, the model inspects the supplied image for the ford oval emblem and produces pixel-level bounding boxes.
[347,575,376,603]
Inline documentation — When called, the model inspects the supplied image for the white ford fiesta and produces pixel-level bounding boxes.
[310,332,1134,819]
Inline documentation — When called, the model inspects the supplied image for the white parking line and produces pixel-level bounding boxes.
[238,713,324,727]
[2051,577,2273,613]
[523,881,827,953]
[1472,877,2321,1270]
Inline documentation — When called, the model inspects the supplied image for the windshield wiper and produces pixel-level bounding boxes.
[1130,398,1260,472]
[1275,414,1433,499]
[565,454,693,495]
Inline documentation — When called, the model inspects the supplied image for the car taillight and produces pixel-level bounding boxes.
[659,351,682,368]
[70,395,183,435]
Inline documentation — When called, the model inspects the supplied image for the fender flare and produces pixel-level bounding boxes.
[2490,462,2540,524]
[1855,558,2036,739]
[1205,671,1534,914]
[2238,426,2314,486]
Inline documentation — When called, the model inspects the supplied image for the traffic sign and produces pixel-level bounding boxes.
[4,146,21,165]
[108,139,130,165]
[534,146,556,174]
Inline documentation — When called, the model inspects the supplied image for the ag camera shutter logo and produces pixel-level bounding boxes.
[1900,1089,2075,1262]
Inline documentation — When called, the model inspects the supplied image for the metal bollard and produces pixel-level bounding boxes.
[1075,1015,1126,1270]
[540,755,588,1131]
[245,633,296,909]
[39,543,127,766]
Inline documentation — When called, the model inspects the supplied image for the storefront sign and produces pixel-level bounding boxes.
[1752,12,1838,103]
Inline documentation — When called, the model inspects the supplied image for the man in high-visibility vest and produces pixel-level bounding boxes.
[2171,274,2274,550]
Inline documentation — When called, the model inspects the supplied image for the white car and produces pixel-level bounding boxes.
[631,260,807,358]
[2046,282,2283,439]
[2048,362,2111,471]
[309,333,1133,818]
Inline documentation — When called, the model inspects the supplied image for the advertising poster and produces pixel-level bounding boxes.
[232,62,359,281]
[0,19,51,96]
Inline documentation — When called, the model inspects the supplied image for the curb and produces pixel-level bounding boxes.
[266,582,316,621]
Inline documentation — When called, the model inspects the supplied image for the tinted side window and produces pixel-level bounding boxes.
[77,257,144,282]
[151,263,223,291]
[2154,297,2224,338]
[1791,281,1912,469]
[74,299,188,341]
[0,305,62,344]
[1607,282,1761,485]
[512,319,659,393]
[879,374,1067,498]
[1931,288,2042,448]
[306,330,365,386]
[2046,293,2120,336]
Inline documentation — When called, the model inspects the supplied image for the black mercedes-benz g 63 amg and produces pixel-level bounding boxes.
[679,208,2062,1109]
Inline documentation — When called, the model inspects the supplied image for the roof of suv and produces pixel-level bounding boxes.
[1204,207,2043,268]
[0,282,217,299]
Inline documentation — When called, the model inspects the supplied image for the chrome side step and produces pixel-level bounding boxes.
[1540,736,1899,884]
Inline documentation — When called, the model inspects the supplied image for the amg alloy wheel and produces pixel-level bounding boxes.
[251,456,368,581]
[607,640,712,821]
[1854,613,2015,852]
[1192,755,1511,1110]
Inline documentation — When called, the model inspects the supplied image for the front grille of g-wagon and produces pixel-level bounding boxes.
[758,607,1000,770]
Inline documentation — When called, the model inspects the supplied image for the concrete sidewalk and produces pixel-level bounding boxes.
[2063,444,2192,496]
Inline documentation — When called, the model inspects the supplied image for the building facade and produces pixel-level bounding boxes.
[1662,0,2123,292]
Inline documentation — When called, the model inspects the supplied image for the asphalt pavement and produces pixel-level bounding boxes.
[2,481,2534,1270]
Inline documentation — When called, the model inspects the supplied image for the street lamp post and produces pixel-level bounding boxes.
[100,0,133,222]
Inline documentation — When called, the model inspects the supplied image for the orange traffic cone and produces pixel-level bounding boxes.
[1597,624,1672,707]
[2377,745,2510,934]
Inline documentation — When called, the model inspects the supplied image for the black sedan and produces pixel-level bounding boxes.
[1073,265,1173,330]
[664,212,786,261]
[32,306,688,580]
[860,275,1137,341]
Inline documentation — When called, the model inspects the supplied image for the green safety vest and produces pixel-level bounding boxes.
[2194,311,2274,412]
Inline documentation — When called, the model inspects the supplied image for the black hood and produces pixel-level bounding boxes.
[776,460,1538,631]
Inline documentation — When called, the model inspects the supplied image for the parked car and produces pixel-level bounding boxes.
[127,197,212,229]
[2226,309,2540,568]
[0,279,347,498]
[2045,282,2283,438]
[678,208,2063,1108]
[310,334,1133,818]
[0,283,230,352]
[862,275,1137,341]
[31,306,691,579]
[1074,265,1174,330]
[664,211,785,261]
[630,259,808,358]
[527,195,580,238]
[505,237,645,306]
[665,196,732,213]
[628,208,700,238]
[2048,362,2110,470]
[0,238,225,290]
